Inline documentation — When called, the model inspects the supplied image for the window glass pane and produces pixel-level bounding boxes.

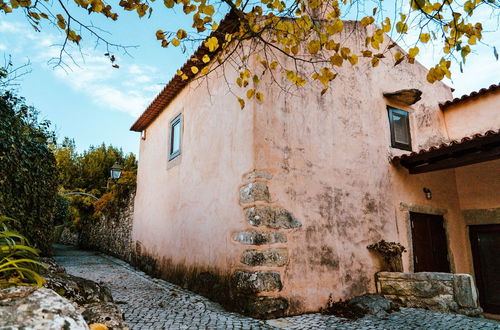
[393,113,410,145]
[171,120,180,155]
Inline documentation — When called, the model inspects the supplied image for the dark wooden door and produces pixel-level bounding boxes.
[410,212,450,272]
[469,225,500,314]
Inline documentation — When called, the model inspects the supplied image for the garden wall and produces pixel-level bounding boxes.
[78,194,135,263]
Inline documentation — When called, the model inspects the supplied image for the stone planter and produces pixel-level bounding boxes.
[376,272,483,317]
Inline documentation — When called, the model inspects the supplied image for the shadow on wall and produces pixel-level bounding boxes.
[131,241,288,319]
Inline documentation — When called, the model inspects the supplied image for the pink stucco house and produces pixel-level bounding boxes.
[129,13,500,318]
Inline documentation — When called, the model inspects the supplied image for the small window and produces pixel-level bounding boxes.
[388,106,412,151]
[169,114,182,160]
[141,129,147,140]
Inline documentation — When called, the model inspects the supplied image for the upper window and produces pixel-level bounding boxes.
[387,106,412,151]
[169,114,182,160]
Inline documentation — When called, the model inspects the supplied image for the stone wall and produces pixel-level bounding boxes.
[231,170,301,318]
[376,272,482,316]
[79,194,135,263]
[59,227,79,246]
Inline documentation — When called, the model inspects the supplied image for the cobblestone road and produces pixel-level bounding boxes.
[54,245,500,330]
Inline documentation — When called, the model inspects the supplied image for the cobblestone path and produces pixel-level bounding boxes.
[54,245,500,330]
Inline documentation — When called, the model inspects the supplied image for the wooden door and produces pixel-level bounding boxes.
[410,212,450,272]
[469,225,500,314]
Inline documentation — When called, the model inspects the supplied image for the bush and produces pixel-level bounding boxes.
[0,92,58,255]
[54,194,71,226]
[0,216,44,288]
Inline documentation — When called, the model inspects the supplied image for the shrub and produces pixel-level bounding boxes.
[0,216,44,288]
[0,92,58,255]
[54,194,71,226]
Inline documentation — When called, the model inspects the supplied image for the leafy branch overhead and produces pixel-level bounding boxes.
[2,0,498,104]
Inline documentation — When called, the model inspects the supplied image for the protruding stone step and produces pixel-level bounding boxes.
[241,249,288,267]
[238,296,289,319]
[245,206,301,229]
[232,271,282,294]
[239,182,270,203]
[232,231,286,245]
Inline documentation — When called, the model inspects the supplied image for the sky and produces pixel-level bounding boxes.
[0,3,499,156]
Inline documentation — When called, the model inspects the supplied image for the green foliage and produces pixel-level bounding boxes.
[54,194,71,226]
[0,216,45,289]
[54,142,137,232]
[55,142,137,196]
[0,91,58,256]
[94,171,137,218]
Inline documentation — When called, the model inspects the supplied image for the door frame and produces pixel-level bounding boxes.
[400,202,454,273]
[468,224,500,314]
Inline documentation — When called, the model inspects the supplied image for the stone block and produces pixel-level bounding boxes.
[376,272,483,317]
[239,182,270,203]
[239,296,288,319]
[453,274,479,308]
[245,206,301,229]
[0,287,89,329]
[231,271,282,294]
[232,231,287,245]
[241,249,288,267]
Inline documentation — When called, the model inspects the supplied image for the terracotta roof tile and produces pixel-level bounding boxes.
[392,129,500,162]
[439,83,500,111]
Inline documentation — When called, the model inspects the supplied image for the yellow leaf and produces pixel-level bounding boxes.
[394,52,404,66]
[468,35,477,45]
[3,5,12,12]
[191,66,199,74]
[57,20,66,30]
[201,67,209,75]
[256,92,264,102]
[361,16,375,27]
[204,37,219,52]
[237,97,245,109]
[181,74,188,80]
[396,22,408,34]
[371,57,380,67]
[382,17,391,32]
[307,40,321,55]
[340,47,350,59]
[246,89,255,99]
[270,61,278,70]
[156,30,165,40]
[361,50,372,57]
[202,54,210,63]
[330,54,343,66]
[164,0,174,8]
[348,54,358,65]
[408,47,419,58]
[419,33,430,43]
[176,29,187,39]
[171,38,180,47]
[325,40,339,51]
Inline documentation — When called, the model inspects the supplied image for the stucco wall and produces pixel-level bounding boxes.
[132,62,254,282]
[443,91,500,140]
[250,21,459,313]
[455,160,500,211]
[132,21,493,317]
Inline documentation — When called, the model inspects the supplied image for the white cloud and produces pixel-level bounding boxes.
[50,52,162,117]
[0,21,23,33]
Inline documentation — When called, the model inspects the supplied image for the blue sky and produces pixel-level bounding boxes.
[0,4,498,155]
